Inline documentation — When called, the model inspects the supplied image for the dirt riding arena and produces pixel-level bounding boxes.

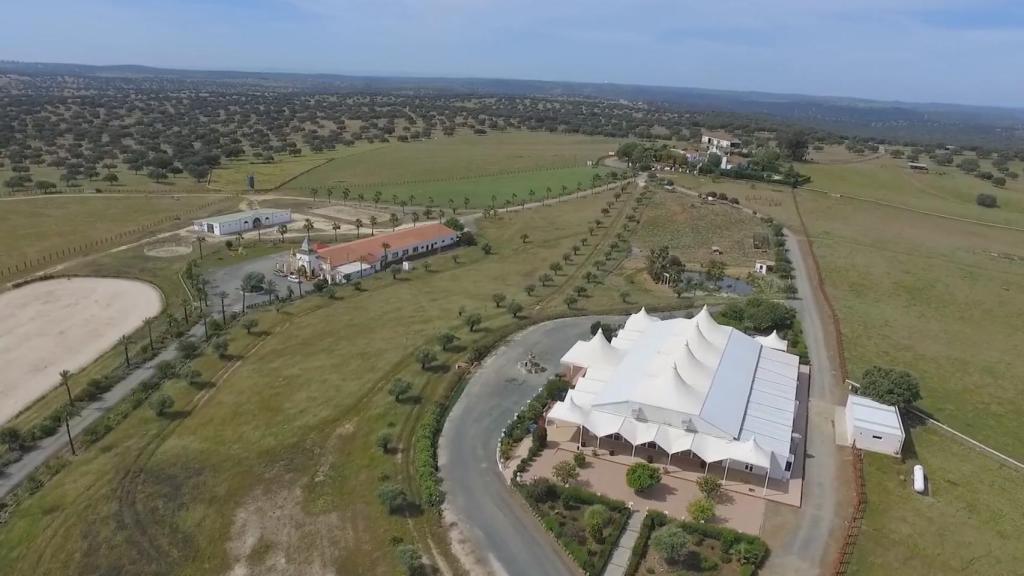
[0,277,163,425]
[144,242,194,258]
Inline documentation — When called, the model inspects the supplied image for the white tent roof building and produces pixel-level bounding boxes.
[550,307,801,480]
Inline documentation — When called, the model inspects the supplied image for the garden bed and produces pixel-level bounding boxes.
[626,511,767,576]
[518,478,631,575]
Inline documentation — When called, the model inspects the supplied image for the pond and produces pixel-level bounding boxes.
[681,271,754,296]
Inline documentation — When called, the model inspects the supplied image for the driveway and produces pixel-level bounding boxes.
[439,316,622,576]
[206,252,288,312]
[757,231,851,575]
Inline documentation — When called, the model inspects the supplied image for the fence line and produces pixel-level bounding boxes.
[832,449,866,576]
[1,199,228,281]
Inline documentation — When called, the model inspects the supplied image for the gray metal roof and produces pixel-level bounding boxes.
[195,208,290,225]
[699,331,760,438]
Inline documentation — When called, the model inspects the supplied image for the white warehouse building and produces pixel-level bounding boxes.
[548,307,802,485]
[193,209,291,236]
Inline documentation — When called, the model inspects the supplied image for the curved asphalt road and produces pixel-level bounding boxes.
[439,317,617,576]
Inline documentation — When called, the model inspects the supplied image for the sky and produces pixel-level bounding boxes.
[2,0,1023,108]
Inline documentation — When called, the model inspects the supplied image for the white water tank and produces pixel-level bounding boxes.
[913,464,926,494]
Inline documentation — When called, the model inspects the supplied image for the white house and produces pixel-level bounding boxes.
[845,395,905,456]
[702,130,742,155]
[193,209,291,236]
[548,307,802,486]
[292,222,458,283]
[754,260,775,275]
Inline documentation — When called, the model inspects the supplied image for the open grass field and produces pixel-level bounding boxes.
[0,194,237,282]
[635,186,770,271]
[209,143,390,191]
[798,151,1024,228]
[773,153,1024,575]
[288,131,619,191]
[0,185,685,576]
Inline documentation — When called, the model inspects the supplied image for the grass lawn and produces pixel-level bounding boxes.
[288,131,620,192]
[635,187,770,271]
[0,185,683,575]
[0,195,237,283]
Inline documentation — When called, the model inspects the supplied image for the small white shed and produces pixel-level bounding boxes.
[845,395,905,456]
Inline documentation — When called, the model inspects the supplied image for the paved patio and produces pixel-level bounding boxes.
[526,435,766,535]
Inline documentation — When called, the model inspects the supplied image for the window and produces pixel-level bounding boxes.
[402,249,409,256]
[743,463,755,472]
[412,246,419,253]
[784,461,793,472]
[871,435,883,440]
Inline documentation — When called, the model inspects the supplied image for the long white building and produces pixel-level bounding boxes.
[549,307,800,482]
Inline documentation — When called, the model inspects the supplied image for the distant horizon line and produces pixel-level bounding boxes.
[2,58,1022,113]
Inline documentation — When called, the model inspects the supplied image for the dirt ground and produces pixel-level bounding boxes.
[0,277,163,425]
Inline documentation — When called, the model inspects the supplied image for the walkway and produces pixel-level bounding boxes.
[0,320,205,499]
[604,511,644,576]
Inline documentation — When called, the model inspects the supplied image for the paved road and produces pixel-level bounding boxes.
[439,317,620,576]
[0,321,206,499]
[758,230,849,575]
[207,252,287,312]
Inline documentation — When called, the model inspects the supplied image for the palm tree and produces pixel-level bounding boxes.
[239,280,248,313]
[529,189,536,204]
[180,296,191,323]
[303,218,314,241]
[411,212,420,226]
[331,221,341,242]
[253,218,263,241]
[561,184,568,198]
[264,279,278,303]
[326,187,335,204]
[391,193,399,206]
[357,191,366,204]
[463,197,470,212]
[381,242,392,268]
[195,236,206,259]
[424,207,434,221]
[373,190,382,207]
[369,215,378,236]
[390,213,400,231]
[277,224,288,243]
[545,186,552,203]
[408,193,416,206]
[217,291,229,323]
[576,181,583,199]
[399,199,408,214]
[341,187,351,203]
[491,194,497,209]
[120,335,131,367]
[144,316,155,349]
[354,218,363,238]
[59,369,73,403]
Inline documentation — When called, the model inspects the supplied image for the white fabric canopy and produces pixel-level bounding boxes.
[692,435,772,468]
[618,418,661,446]
[655,426,696,454]
[584,411,626,437]
[755,330,789,351]
[560,331,622,369]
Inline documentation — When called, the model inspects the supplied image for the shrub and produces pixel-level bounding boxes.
[860,365,921,407]
[376,431,394,453]
[148,393,174,417]
[377,482,410,514]
[651,524,689,563]
[393,543,424,575]
[625,461,661,492]
[976,192,999,208]
[552,460,579,486]
[0,427,26,452]
[572,451,586,468]
[688,497,716,523]
[697,475,722,499]
[585,504,611,541]
[521,477,558,503]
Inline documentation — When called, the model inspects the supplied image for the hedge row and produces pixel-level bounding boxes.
[499,377,569,461]
[413,403,447,509]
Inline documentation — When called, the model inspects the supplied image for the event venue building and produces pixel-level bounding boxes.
[548,307,801,486]
[193,208,291,236]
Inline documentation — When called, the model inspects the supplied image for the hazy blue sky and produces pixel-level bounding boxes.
[3,0,1022,107]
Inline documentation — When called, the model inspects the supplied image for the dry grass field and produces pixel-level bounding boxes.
[635,186,770,271]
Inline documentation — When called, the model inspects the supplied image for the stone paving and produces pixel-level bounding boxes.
[603,510,644,576]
